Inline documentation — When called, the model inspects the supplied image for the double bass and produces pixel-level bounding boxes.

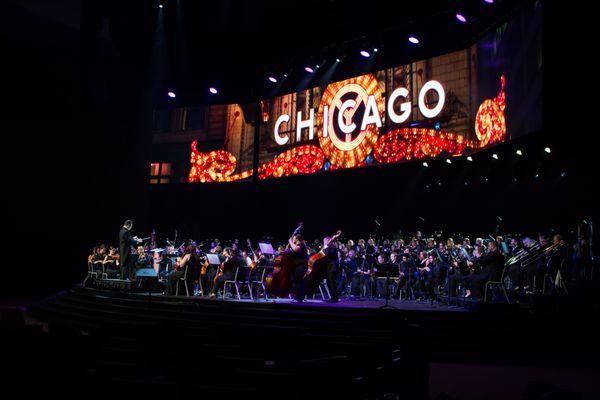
[304,230,342,295]
[266,223,303,298]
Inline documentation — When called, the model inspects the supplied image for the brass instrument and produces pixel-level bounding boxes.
[519,241,565,268]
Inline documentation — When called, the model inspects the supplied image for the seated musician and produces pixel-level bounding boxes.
[446,245,481,298]
[159,245,177,279]
[350,256,372,297]
[102,247,120,278]
[209,247,242,297]
[462,240,504,299]
[373,253,389,298]
[90,245,107,275]
[414,252,434,300]
[397,252,414,298]
[133,246,152,273]
[340,250,358,295]
[165,245,200,295]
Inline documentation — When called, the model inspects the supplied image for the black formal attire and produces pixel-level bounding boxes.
[119,227,138,279]
[210,256,242,295]
[165,253,200,295]
[323,246,339,301]
[291,244,308,301]
[462,250,504,298]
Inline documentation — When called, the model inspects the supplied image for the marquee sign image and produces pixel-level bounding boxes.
[188,71,506,182]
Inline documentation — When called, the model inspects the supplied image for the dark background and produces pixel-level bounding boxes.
[3,0,594,299]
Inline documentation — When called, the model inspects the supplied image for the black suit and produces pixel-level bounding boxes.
[119,227,138,279]
[463,250,504,298]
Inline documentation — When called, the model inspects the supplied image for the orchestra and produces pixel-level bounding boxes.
[86,219,590,303]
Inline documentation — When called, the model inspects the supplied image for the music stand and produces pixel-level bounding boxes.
[206,254,221,265]
[376,263,399,309]
[258,242,274,255]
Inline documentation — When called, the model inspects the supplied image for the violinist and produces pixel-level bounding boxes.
[209,247,241,297]
[165,245,200,295]
[103,247,120,278]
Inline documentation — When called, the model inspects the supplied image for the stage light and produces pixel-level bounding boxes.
[544,146,551,154]
[561,172,567,178]
[283,73,288,78]
[516,149,523,156]
[268,76,277,83]
[360,50,371,58]
[484,0,494,4]
[159,4,163,9]
[335,58,341,63]
[534,173,540,179]
[209,87,218,94]
[466,156,473,162]
[167,91,176,98]
[492,153,499,160]
[408,36,420,44]
[422,161,429,167]
[456,13,467,23]
[305,66,314,73]
[373,48,378,52]
[446,159,452,164]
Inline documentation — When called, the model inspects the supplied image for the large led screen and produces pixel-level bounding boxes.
[149,3,540,184]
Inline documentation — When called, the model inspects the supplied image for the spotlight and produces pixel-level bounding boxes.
[360,50,370,58]
[466,156,473,162]
[209,87,218,94]
[304,66,314,73]
[373,48,378,52]
[422,162,429,167]
[516,149,523,156]
[560,171,567,178]
[534,173,540,179]
[456,13,467,23]
[283,73,288,78]
[268,76,277,83]
[408,36,420,44]
[492,153,499,160]
[446,159,452,164]
[544,147,552,154]
[159,4,163,9]
[484,0,494,4]
[167,91,176,98]
[335,58,341,63]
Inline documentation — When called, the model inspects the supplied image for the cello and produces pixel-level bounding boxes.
[304,230,342,295]
[266,223,303,298]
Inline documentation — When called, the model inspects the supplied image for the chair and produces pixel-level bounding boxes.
[250,266,269,300]
[84,261,98,285]
[223,267,253,300]
[483,267,510,303]
[174,265,190,296]
[313,279,331,300]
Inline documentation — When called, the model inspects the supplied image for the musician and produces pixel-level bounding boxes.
[209,248,242,297]
[165,245,201,296]
[119,220,142,280]
[547,234,568,291]
[373,253,389,298]
[134,246,152,271]
[446,245,480,298]
[414,251,434,299]
[351,255,373,297]
[288,234,309,302]
[462,240,504,299]
[102,247,120,278]
[318,235,340,303]
[397,252,414,298]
